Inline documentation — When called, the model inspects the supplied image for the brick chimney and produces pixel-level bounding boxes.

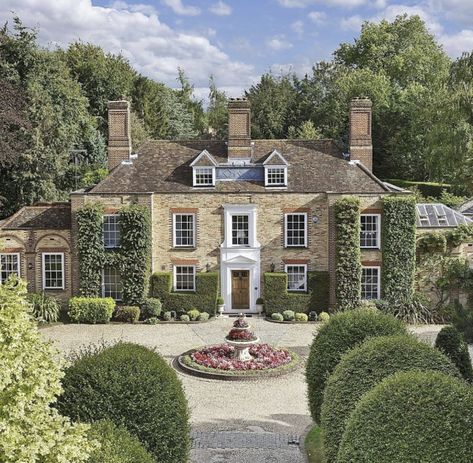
[227,98,252,159]
[107,100,131,170]
[349,98,373,171]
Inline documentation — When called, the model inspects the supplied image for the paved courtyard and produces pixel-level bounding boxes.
[42,318,444,463]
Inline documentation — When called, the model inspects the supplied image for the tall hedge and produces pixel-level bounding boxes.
[334,197,361,310]
[263,271,329,315]
[382,195,416,302]
[337,371,473,463]
[57,343,190,463]
[306,309,406,423]
[150,272,218,316]
[321,335,460,462]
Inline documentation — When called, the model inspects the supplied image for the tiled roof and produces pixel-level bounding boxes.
[1,203,71,230]
[416,203,472,228]
[89,139,390,194]
[458,199,473,216]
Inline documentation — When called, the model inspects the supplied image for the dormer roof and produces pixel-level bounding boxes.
[190,149,218,167]
[262,149,289,166]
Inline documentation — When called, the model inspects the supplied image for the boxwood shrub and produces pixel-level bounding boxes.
[306,309,406,422]
[435,325,473,382]
[87,419,155,463]
[114,306,140,323]
[57,342,190,463]
[337,371,473,463]
[68,297,115,324]
[321,335,460,462]
[140,297,162,320]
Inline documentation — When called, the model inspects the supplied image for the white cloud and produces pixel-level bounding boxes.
[267,36,293,50]
[427,0,473,26]
[341,15,363,32]
[440,29,473,56]
[162,0,200,16]
[308,11,327,24]
[111,1,158,15]
[209,1,232,16]
[291,20,304,36]
[0,0,256,91]
[277,0,367,8]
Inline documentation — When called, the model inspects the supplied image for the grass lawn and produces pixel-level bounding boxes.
[305,425,326,463]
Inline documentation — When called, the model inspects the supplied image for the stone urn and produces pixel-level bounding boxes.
[225,314,259,361]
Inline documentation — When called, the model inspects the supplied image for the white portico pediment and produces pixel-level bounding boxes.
[225,255,257,265]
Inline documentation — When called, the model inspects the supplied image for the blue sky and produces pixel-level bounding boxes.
[1,0,473,99]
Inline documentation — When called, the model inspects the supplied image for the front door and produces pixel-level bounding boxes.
[231,270,250,310]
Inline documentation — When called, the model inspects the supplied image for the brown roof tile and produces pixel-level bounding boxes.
[1,203,71,230]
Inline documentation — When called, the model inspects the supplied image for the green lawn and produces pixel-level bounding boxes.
[305,425,326,463]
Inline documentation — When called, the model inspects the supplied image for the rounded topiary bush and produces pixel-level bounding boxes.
[87,420,155,463]
[337,371,473,463]
[57,342,190,463]
[321,335,461,462]
[306,309,406,422]
[435,325,473,382]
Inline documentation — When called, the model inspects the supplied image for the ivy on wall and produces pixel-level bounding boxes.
[382,195,417,302]
[335,196,361,311]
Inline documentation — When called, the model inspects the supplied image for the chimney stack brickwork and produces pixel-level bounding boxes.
[349,98,373,171]
[227,98,252,159]
[107,100,131,170]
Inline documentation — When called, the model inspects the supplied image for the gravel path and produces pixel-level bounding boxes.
[41,318,444,463]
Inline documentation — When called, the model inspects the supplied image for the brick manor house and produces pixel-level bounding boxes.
[0,97,408,312]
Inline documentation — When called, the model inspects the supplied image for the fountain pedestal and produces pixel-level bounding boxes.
[226,338,260,361]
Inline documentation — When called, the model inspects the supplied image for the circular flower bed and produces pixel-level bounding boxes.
[226,328,257,342]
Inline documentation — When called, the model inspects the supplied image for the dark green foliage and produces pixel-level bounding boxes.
[382,195,416,302]
[334,197,361,310]
[150,272,218,316]
[114,306,140,324]
[140,297,162,319]
[374,293,434,324]
[27,292,60,323]
[337,371,473,463]
[77,203,104,297]
[306,309,406,423]
[384,179,452,198]
[68,297,115,324]
[454,304,473,343]
[417,231,447,254]
[119,205,151,305]
[435,325,473,382]
[263,272,329,315]
[87,420,155,463]
[321,335,460,462]
[57,342,190,463]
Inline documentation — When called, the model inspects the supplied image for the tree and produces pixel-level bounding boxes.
[287,120,322,139]
[207,75,227,138]
[0,277,93,462]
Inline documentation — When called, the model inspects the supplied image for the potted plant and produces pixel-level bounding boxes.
[217,296,225,316]
[256,297,264,314]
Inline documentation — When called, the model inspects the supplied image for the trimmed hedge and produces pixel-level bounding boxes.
[150,272,218,316]
[140,297,162,319]
[87,420,155,463]
[68,297,115,324]
[321,335,460,462]
[337,371,473,463]
[435,325,473,382]
[263,271,329,315]
[57,342,190,463]
[306,309,406,423]
[334,196,361,310]
[383,179,452,198]
[114,306,140,323]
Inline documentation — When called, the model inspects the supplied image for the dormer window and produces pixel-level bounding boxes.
[265,166,287,186]
[193,167,215,187]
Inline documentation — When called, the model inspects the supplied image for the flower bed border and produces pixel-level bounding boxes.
[176,347,300,381]
[265,317,318,324]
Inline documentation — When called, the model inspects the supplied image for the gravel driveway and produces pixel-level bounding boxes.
[41,318,444,463]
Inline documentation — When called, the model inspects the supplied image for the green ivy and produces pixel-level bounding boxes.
[382,195,417,302]
[335,197,361,310]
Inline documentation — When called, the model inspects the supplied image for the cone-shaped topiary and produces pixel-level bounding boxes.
[321,335,461,462]
[306,309,406,422]
[337,371,473,463]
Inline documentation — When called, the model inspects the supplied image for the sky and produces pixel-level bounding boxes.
[1,0,473,100]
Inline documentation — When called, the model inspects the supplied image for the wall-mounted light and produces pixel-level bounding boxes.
[28,262,33,270]
[161,265,166,271]
[206,263,211,272]
[312,215,319,224]
[270,263,275,273]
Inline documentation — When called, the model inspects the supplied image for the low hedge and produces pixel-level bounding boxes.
[114,306,140,323]
[140,297,162,319]
[321,335,460,462]
[306,309,406,423]
[337,371,473,463]
[435,325,473,382]
[263,271,329,315]
[87,419,155,463]
[57,342,190,463]
[150,272,218,316]
[68,297,115,324]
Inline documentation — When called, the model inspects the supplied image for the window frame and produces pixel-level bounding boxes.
[103,214,121,249]
[285,264,308,292]
[231,214,250,247]
[101,266,123,301]
[360,214,381,249]
[284,212,308,248]
[265,166,287,187]
[361,266,381,300]
[173,213,196,248]
[193,166,215,187]
[42,252,65,290]
[0,253,20,284]
[173,265,196,292]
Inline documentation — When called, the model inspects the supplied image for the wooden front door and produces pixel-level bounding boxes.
[232,270,250,310]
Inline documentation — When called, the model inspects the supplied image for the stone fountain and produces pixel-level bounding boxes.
[225,313,260,361]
